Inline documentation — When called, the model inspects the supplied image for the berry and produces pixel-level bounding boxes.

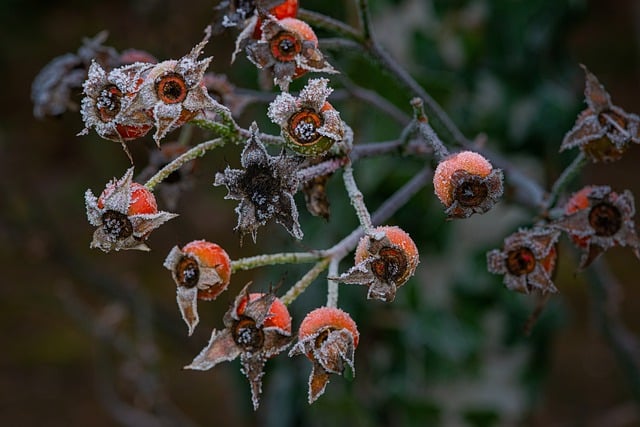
[237,293,292,333]
[181,240,232,300]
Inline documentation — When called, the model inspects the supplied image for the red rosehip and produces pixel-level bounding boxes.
[298,307,359,349]
[237,293,292,334]
[180,240,232,300]
[98,181,158,215]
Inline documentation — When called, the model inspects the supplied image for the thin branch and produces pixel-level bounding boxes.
[343,163,373,232]
[231,251,325,273]
[281,258,332,305]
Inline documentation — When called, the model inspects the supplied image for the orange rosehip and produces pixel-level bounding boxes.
[252,0,299,39]
[337,226,419,302]
[98,181,158,215]
[237,293,292,334]
[181,240,232,299]
[290,307,359,403]
[433,151,504,219]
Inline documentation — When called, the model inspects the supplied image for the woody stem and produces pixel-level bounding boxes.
[326,258,340,308]
[231,252,325,273]
[342,163,373,232]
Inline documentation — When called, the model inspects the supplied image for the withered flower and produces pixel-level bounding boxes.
[31,31,119,119]
[213,0,292,31]
[551,185,640,268]
[561,65,640,162]
[85,168,178,252]
[268,78,344,156]
[163,240,232,335]
[214,122,303,243]
[185,284,292,410]
[126,27,230,145]
[289,307,359,403]
[79,61,155,158]
[487,227,560,294]
[433,151,504,219]
[336,226,419,302]
[245,16,337,90]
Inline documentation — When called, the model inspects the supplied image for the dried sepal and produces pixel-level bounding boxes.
[85,168,177,252]
[246,16,337,90]
[335,226,419,302]
[289,307,359,403]
[268,78,345,156]
[560,65,640,162]
[185,284,292,410]
[125,26,230,145]
[550,186,640,268]
[487,227,560,294]
[214,122,303,243]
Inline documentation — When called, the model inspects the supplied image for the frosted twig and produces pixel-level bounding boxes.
[231,252,325,273]
[343,163,373,232]
[326,258,340,308]
[281,258,331,306]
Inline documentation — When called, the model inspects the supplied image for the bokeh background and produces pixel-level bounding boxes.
[1,0,640,426]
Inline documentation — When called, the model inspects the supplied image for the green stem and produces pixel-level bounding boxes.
[144,138,225,191]
[281,258,331,306]
[231,251,325,273]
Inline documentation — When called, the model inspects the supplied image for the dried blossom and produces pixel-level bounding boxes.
[85,168,178,252]
[79,61,155,158]
[487,227,560,294]
[560,65,640,162]
[433,151,504,219]
[136,142,196,210]
[214,122,303,243]
[185,284,292,410]
[336,226,419,302]
[268,78,344,156]
[213,0,292,31]
[31,32,119,119]
[125,27,230,145]
[289,307,359,403]
[551,185,640,268]
[245,16,337,90]
[164,240,232,335]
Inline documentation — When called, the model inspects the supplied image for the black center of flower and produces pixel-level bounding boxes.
[371,247,408,283]
[270,32,301,61]
[176,255,200,288]
[96,84,122,122]
[588,202,622,237]
[155,72,187,104]
[232,316,264,352]
[240,164,280,220]
[101,210,133,239]
[454,175,489,207]
[506,247,536,276]
[288,109,323,145]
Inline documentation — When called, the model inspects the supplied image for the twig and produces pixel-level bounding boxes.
[281,258,332,305]
[342,163,373,232]
[231,251,325,273]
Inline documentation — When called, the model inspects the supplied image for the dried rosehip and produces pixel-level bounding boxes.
[126,27,229,145]
[79,61,155,159]
[551,186,640,268]
[185,284,292,410]
[164,240,232,335]
[289,307,359,403]
[433,151,504,219]
[487,227,560,294]
[85,168,177,252]
[268,78,345,156]
[561,65,640,162]
[336,226,419,302]
[214,122,303,243]
[245,16,336,90]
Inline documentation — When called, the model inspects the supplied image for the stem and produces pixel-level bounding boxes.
[326,258,340,308]
[297,157,347,183]
[144,138,225,191]
[544,152,588,211]
[297,9,363,42]
[342,163,373,231]
[356,0,373,42]
[281,258,331,306]
[231,252,325,273]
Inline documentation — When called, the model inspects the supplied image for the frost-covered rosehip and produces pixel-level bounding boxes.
[268,78,344,156]
[126,26,230,145]
[433,150,504,219]
[560,65,640,162]
[163,240,232,335]
[289,307,359,403]
[551,185,640,268]
[185,284,292,410]
[85,168,178,252]
[336,226,419,302]
[487,227,560,294]
[79,60,155,158]
[214,0,298,33]
[245,16,336,90]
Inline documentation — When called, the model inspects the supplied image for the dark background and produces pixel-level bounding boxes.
[1,0,640,426]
